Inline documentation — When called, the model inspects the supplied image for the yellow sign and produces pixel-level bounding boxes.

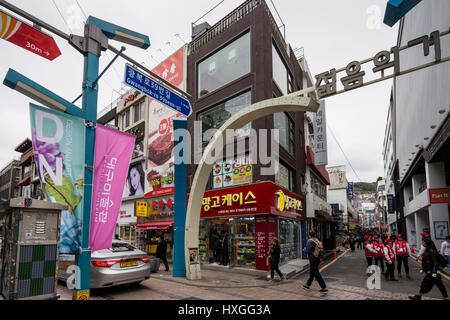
[73,289,90,300]
[136,201,148,217]
[276,190,303,212]
[232,164,252,185]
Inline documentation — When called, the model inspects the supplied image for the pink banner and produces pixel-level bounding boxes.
[89,124,135,252]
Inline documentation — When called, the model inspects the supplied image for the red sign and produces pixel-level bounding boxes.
[255,215,278,271]
[1,10,61,60]
[429,188,450,204]
[189,181,305,220]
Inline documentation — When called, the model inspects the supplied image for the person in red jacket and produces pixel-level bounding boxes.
[373,236,385,273]
[364,235,375,271]
[384,239,398,281]
[394,234,411,279]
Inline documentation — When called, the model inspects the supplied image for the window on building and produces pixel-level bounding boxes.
[133,100,145,123]
[274,112,295,156]
[311,172,327,201]
[23,165,31,176]
[272,43,292,95]
[198,32,251,97]
[276,162,295,192]
[121,109,130,129]
[198,91,252,146]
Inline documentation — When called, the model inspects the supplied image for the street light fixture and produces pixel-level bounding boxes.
[87,16,150,49]
[3,68,85,119]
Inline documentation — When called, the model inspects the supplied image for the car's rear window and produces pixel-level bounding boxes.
[110,242,135,252]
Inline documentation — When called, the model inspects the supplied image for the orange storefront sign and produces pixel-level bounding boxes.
[429,188,450,204]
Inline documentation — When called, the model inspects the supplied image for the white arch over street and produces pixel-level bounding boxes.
[185,87,320,280]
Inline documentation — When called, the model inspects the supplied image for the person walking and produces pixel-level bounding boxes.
[267,238,286,282]
[356,235,363,250]
[210,230,220,263]
[409,237,448,300]
[220,230,229,266]
[440,236,450,268]
[302,230,328,294]
[394,234,411,279]
[349,235,356,252]
[373,236,385,273]
[156,237,169,272]
[384,239,398,281]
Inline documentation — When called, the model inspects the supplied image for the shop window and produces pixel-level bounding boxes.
[198,91,252,146]
[279,219,299,263]
[274,112,294,156]
[198,32,251,97]
[234,217,255,268]
[119,225,136,246]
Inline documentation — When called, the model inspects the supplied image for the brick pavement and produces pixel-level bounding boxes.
[56,259,438,300]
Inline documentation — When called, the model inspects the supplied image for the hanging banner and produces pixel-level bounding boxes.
[29,103,85,254]
[145,46,186,198]
[89,124,135,252]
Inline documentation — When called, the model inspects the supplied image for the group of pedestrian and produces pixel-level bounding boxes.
[363,233,411,280]
[210,229,229,266]
[359,231,448,300]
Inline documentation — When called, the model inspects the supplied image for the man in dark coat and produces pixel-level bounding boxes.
[220,230,229,266]
[156,237,169,271]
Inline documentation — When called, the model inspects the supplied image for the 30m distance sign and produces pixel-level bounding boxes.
[124,64,191,117]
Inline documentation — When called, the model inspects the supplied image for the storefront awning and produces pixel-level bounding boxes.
[17,176,31,186]
[136,221,174,230]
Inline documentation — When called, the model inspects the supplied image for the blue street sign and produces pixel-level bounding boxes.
[124,64,191,117]
[383,0,422,27]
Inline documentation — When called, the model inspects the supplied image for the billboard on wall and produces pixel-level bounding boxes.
[29,103,85,254]
[212,155,252,189]
[123,161,146,198]
[328,165,347,190]
[145,46,186,198]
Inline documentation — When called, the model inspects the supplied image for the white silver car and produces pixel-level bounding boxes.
[58,241,151,288]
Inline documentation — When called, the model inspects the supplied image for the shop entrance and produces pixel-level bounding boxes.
[199,217,256,268]
[136,226,174,261]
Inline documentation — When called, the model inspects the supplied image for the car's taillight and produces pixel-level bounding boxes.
[91,260,119,268]
[139,256,150,263]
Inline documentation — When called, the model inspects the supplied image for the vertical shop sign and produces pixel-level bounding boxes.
[314,100,328,166]
[89,124,135,252]
[29,103,85,254]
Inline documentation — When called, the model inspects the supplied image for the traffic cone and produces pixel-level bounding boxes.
[333,249,337,260]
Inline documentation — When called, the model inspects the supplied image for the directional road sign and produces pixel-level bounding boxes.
[0,9,61,60]
[124,64,191,117]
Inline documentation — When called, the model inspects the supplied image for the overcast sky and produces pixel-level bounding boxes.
[0,0,398,183]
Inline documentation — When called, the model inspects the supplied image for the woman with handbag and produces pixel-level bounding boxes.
[267,238,286,282]
[409,237,448,300]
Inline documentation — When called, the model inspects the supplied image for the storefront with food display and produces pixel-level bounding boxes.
[195,181,306,271]
[135,194,175,261]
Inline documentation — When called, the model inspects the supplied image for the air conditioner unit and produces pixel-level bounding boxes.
[301,183,308,194]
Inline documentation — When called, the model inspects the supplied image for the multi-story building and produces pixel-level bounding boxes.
[382,97,399,234]
[186,0,309,270]
[375,179,387,232]
[14,138,43,200]
[385,0,450,249]
[298,55,335,250]
[327,165,355,233]
[0,159,20,201]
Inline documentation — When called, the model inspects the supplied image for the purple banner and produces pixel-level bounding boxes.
[89,124,135,252]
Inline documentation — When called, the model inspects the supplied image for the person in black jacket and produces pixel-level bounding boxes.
[220,230,229,266]
[156,237,169,272]
[409,237,448,300]
[268,238,285,282]
[302,230,328,293]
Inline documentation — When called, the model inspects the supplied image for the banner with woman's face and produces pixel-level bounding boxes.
[123,161,145,198]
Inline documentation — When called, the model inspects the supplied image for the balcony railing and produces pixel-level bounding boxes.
[189,0,285,54]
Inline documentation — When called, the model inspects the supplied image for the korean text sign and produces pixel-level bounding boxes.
[89,124,135,252]
[29,103,85,254]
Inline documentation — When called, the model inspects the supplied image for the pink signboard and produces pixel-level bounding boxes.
[89,124,135,252]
